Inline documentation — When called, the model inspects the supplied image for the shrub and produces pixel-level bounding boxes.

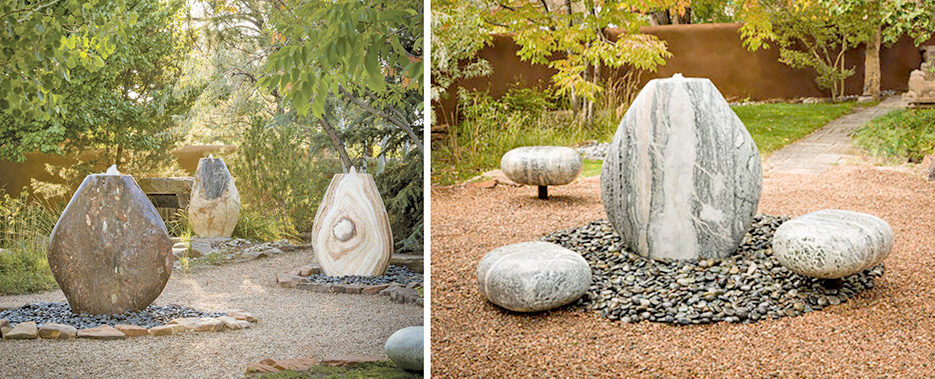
[854,109,935,163]
[0,189,60,294]
[227,117,338,234]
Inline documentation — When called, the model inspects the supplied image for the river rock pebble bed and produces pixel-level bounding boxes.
[542,215,884,324]
[0,303,226,329]
[305,265,423,286]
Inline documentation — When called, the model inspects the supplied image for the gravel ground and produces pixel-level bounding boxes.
[431,165,935,378]
[0,249,423,378]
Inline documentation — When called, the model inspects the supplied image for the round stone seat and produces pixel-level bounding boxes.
[500,146,582,199]
[476,241,591,312]
[772,209,893,279]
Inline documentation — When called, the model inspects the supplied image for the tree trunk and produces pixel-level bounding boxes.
[862,28,882,100]
[318,118,353,173]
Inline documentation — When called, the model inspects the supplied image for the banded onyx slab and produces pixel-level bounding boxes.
[312,169,393,276]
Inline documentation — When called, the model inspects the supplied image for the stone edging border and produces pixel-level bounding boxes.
[277,264,424,306]
[0,310,257,341]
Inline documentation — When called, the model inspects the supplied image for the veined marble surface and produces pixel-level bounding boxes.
[500,146,582,186]
[312,169,393,276]
[773,210,893,279]
[601,76,762,260]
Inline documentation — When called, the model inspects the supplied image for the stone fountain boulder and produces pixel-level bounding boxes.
[312,168,394,276]
[189,156,241,238]
[48,172,173,315]
[773,210,893,279]
[601,75,762,260]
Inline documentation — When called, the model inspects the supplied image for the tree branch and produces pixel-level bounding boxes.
[318,117,353,172]
[337,85,424,154]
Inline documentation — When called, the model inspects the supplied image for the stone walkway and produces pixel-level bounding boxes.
[763,96,905,175]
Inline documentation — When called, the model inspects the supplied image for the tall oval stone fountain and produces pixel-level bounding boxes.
[312,167,393,276]
[48,166,173,315]
[601,74,762,260]
[189,155,241,238]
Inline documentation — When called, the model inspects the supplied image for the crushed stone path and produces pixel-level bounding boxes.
[0,249,423,379]
[763,96,905,175]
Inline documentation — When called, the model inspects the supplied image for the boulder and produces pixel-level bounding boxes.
[77,325,126,340]
[601,75,762,260]
[476,241,591,312]
[500,146,582,189]
[38,323,78,340]
[3,321,38,339]
[48,173,173,315]
[773,210,894,279]
[312,168,393,276]
[385,326,424,371]
[189,157,240,238]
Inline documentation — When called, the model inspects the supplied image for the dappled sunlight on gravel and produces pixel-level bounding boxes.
[432,165,935,378]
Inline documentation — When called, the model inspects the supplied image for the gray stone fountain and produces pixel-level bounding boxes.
[601,74,763,260]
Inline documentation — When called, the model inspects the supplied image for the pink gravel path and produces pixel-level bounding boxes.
[431,165,935,378]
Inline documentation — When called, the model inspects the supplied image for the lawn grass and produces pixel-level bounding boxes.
[733,101,856,155]
[247,361,420,379]
[581,159,602,178]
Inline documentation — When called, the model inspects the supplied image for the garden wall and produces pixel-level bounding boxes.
[435,23,931,126]
[0,145,236,197]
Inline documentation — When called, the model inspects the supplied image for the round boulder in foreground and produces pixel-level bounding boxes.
[773,209,893,279]
[384,326,423,371]
[500,146,582,186]
[476,241,591,312]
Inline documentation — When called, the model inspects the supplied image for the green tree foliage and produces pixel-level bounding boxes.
[260,0,423,153]
[0,0,138,160]
[190,0,424,252]
[459,0,671,122]
[10,0,198,197]
[738,0,935,100]
[738,0,866,100]
[430,0,493,105]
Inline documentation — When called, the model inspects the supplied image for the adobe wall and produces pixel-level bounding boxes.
[434,23,929,125]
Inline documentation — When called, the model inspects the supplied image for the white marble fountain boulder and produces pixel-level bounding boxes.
[601,74,762,260]
[772,210,893,279]
[476,241,591,312]
[501,146,582,199]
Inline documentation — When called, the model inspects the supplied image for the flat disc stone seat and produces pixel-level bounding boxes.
[601,75,762,260]
[476,241,591,312]
[48,174,173,315]
[500,146,582,199]
[773,209,893,279]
